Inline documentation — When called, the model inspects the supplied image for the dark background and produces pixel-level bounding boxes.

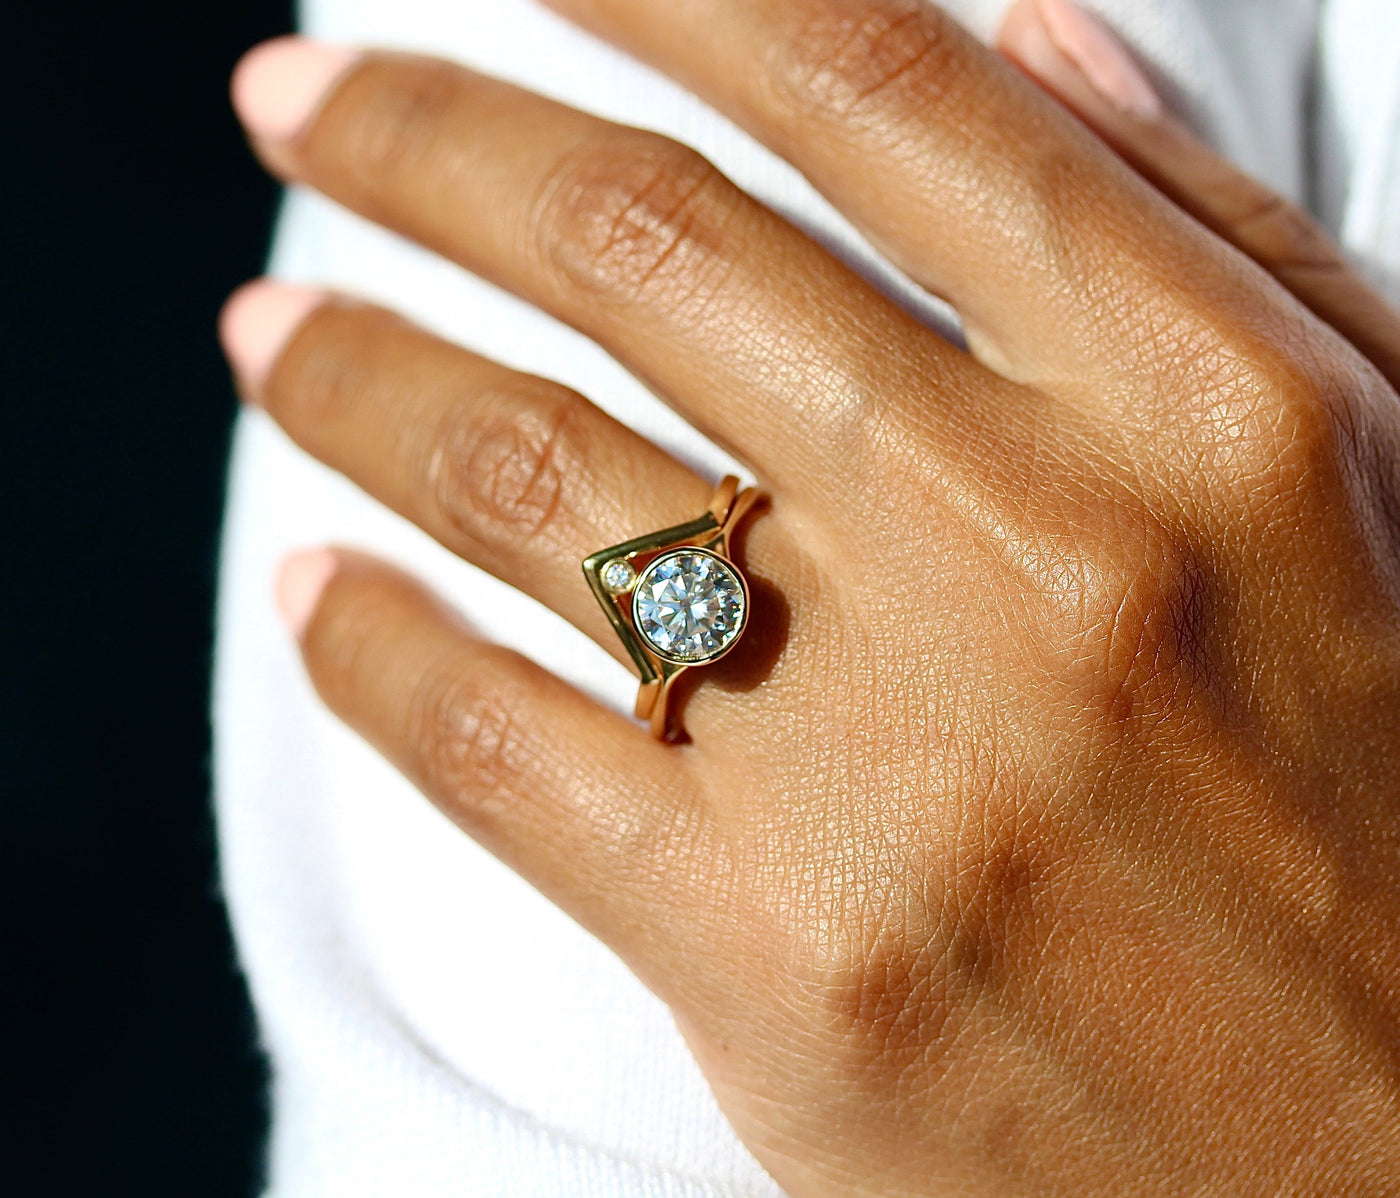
[4,2,293,1191]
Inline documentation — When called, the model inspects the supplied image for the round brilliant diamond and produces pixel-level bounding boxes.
[632,548,746,663]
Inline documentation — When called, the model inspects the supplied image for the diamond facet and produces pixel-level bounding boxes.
[632,548,747,663]
[600,557,637,594]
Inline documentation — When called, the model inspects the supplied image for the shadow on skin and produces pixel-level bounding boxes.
[663,493,790,742]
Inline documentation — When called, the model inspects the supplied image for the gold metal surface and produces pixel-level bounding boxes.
[582,474,759,741]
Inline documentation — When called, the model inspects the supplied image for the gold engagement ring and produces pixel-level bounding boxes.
[583,475,760,741]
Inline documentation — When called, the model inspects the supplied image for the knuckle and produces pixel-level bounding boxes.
[412,666,527,828]
[1228,189,1339,271]
[787,806,1058,1077]
[427,385,583,552]
[767,0,962,129]
[333,56,465,184]
[944,814,1053,1010]
[1191,333,1361,496]
[1065,523,1215,726]
[1252,361,1356,486]
[1264,356,1357,472]
[272,304,391,423]
[535,133,745,309]
[311,571,401,700]
[1019,146,1115,271]
[790,908,964,1074]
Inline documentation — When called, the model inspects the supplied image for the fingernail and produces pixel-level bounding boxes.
[219,279,326,394]
[276,548,339,639]
[1023,0,1161,119]
[231,36,359,142]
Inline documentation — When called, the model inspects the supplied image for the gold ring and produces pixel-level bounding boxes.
[582,475,761,741]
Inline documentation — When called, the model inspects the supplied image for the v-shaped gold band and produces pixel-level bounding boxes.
[581,475,760,741]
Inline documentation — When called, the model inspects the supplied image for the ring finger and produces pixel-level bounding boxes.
[218,280,752,663]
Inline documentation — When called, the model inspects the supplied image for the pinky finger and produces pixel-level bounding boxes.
[996,0,1400,389]
[278,546,719,1000]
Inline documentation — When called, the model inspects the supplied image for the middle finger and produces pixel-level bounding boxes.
[543,0,1259,390]
[231,38,990,503]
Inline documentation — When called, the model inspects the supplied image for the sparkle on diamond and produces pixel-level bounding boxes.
[632,549,746,663]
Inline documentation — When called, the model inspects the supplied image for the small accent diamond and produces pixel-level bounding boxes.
[632,548,746,663]
[601,558,637,594]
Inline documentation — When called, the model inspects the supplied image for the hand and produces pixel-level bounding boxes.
[220,1,1400,1193]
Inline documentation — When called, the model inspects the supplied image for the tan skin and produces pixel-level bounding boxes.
[225,0,1400,1192]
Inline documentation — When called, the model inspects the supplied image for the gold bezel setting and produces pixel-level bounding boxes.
[630,546,749,666]
[582,475,760,740]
